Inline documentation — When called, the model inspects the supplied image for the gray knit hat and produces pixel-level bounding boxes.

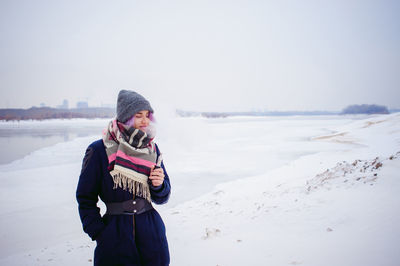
[116,90,154,123]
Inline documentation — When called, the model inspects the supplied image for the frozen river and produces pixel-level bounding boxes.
[0,119,109,164]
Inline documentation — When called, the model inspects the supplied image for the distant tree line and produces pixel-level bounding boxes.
[176,104,393,118]
[341,104,389,115]
[1,104,393,121]
[176,109,340,118]
[0,107,116,121]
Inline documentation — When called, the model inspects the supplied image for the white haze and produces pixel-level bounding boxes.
[0,0,399,111]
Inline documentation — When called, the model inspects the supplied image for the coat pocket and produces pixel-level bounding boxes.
[95,216,115,245]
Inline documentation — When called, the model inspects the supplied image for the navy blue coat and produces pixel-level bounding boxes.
[76,139,171,266]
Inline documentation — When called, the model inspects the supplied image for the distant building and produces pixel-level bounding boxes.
[76,101,89,108]
[40,103,46,107]
[57,99,69,109]
[101,103,116,108]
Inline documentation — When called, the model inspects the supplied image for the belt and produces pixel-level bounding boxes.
[105,198,153,215]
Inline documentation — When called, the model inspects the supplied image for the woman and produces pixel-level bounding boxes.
[76,90,171,266]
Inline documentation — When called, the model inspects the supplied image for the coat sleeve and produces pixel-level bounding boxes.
[149,144,171,204]
[76,143,105,240]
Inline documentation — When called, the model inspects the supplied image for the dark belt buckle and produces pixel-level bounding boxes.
[122,199,146,214]
[121,200,135,214]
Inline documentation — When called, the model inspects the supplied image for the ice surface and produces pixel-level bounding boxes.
[0,118,109,164]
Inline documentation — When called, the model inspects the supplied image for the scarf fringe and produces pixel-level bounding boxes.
[111,172,151,202]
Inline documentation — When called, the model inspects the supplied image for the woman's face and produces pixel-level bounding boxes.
[133,110,150,131]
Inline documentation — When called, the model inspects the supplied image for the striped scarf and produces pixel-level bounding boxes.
[102,119,161,202]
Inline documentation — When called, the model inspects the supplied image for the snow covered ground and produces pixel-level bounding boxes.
[0,114,399,265]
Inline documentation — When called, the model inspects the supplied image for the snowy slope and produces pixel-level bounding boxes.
[163,113,400,266]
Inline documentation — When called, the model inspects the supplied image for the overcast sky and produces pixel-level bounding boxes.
[0,0,399,112]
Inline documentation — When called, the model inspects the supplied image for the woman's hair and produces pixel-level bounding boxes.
[124,115,135,127]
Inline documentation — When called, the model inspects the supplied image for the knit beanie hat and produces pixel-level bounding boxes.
[116,90,154,123]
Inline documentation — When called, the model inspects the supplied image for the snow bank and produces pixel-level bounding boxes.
[162,113,400,266]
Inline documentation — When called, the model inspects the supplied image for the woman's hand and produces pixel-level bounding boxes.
[149,166,164,187]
